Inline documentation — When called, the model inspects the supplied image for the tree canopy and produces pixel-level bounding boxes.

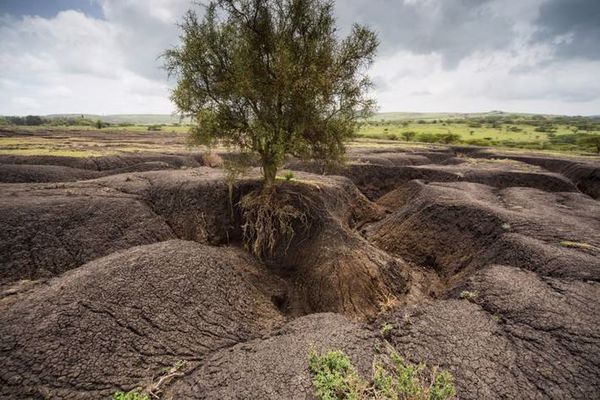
[164,0,378,189]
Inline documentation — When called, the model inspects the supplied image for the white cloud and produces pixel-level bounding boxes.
[0,0,599,116]
[0,1,188,115]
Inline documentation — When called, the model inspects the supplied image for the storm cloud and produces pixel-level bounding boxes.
[0,0,598,115]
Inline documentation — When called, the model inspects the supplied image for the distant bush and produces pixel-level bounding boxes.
[534,125,556,133]
[465,138,492,147]
[401,131,417,141]
[417,133,460,144]
[577,134,600,154]
[147,125,162,131]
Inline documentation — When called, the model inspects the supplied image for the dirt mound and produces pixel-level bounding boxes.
[0,164,101,183]
[369,180,600,278]
[0,240,285,399]
[462,149,600,199]
[0,183,175,284]
[0,153,200,171]
[288,155,579,200]
[349,152,431,167]
[95,168,244,245]
[239,177,409,319]
[2,168,407,319]
[91,154,200,171]
[0,154,98,170]
[379,265,600,399]
[168,313,377,399]
[287,161,462,199]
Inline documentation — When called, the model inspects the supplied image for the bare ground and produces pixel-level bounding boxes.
[0,130,599,399]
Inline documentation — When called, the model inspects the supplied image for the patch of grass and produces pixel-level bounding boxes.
[283,170,295,181]
[381,323,394,338]
[459,290,478,301]
[309,350,367,400]
[112,388,149,400]
[559,241,598,250]
[309,350,456,400]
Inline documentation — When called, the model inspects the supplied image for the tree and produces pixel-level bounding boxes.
[401,131,416,141]
[164,0,378,190]
[578,134,600,154]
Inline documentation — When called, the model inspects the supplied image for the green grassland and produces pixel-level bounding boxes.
[1,112,599,156]
[357,113,600,154]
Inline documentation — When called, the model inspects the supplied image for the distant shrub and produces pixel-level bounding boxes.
[577,134,600,154]
[464,139,490,146]
[534,125,556,133]
[401,131,417,141]
[147,125,163,131]
[417,133,460,144]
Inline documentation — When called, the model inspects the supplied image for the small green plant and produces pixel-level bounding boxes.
[283,171,294,181]
[559,241,598,250]
[381,322,394,338]
[459,290,478,301]
[112,388,149,400]
[309,349,456,400]
[308,350,366,400]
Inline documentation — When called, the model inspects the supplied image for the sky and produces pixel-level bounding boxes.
[0,0,599,116]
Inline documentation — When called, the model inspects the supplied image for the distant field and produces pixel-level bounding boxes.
[357,114,600,154]
[1,111,599,156]
[358,121,571,143]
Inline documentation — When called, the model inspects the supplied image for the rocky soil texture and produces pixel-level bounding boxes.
[1,144,599,399]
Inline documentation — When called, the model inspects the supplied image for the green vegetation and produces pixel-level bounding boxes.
[283,171,295,181]
[459,290,478,301]
[164,0,378,190]
[559,241,598,250]
[309,350,366,399]
[357,114,600,154]
[381,322,394,338]
[112,388,149,400]
[308,349,456,400]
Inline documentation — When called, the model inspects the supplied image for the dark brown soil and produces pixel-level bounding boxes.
[0,140,599,399]
[0,240,285,399]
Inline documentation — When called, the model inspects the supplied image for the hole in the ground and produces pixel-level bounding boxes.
[271,293,288,312]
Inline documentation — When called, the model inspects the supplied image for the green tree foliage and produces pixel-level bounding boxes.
[577,134,600,154]
[164,0,379,190]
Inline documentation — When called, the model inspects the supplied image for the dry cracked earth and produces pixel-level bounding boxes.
[0,143,599,399]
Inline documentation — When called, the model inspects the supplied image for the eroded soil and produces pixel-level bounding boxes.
[1,136,599,399]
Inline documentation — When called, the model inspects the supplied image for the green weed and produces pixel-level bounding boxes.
[309,349,456,400]
[459,290,478,301]
[112,388,149,400]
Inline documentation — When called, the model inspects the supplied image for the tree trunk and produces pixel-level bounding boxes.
[262,159,278,193]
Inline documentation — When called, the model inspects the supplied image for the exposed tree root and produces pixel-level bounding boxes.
[239,187,312,260]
